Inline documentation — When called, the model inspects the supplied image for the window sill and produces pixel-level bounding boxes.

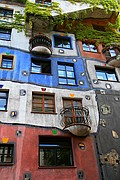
[31,72,52,76]
[31,111,57,115]
[54,47,73,50]
[83,50,98,53]
[97,79,118,82]
[0,163,14,166]
[0,110,7,112]
[0,39,11,41]
[38,166,77,169]
[0,68,13,70]
[59,84,78,86]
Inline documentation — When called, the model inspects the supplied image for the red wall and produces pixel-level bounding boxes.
[0,124,100,180]
[78,41,106,62]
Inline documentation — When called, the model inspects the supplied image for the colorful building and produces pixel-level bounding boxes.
[0,0,120,179]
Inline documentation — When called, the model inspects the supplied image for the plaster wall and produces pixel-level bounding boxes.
[48,31,78,57]
[0,81,99,133]
[0,3,29,51]
[0,124,100,180]
[78,41,106,61]
[0,47,89,90]
[86,59,120,90]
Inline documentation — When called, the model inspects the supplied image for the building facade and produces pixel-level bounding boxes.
[0,0,120,179]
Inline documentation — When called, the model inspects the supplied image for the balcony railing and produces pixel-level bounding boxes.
[29,34,52,56]
[60,106,91,136]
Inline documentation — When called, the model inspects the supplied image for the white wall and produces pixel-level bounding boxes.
[0,80,99,133]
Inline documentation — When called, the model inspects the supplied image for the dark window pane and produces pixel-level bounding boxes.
[39,137,73,166]
[0,144,14,164]
[0,29,11,41]
[0,8,13,17]
[54,36,72,49]
[31,59,51,74]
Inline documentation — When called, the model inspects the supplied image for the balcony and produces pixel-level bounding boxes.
[29,34,52,56]
[60,106,91,136]
[102,43,120,67]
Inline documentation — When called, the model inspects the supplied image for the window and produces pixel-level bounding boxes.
[35,0,51,5]
[92,24,105,31]
[54,35,72,49]
[32,92,55,113]
[39,137,73,167]
[0,55,14,69]
[0,8,13,17]
[58,63,76,85]
[95,66,118,81]
[82,42,97,52]
[63,98,82,107]
[0,28,11,41]
[0,144,14,165]
[0,91,9,111]
[109,49,116,57]
[31,58,51,74]
[63,98,82,123]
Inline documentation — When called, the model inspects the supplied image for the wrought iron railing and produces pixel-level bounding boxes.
[60,106,91,128]
[29,34,52,55]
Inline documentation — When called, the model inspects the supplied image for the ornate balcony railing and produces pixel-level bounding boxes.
[29,34,52,56]
[60,106,91,136]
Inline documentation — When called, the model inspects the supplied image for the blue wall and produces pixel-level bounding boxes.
[0,46,90,90]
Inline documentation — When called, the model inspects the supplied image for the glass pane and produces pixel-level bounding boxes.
[109,49,116,57]
[107,72,117,81]
[0,99,7,110]
[63,100,72,107]
[58,65,65,70]
[66,66,73,71]
[96,71,107,80]
[68,79,76,85]
[0,33,11,40]
[90,44,97,52]
[67,71,74,78]
[31,66,41,73]
[59,78,67,84]
[82,43,90,51]
[2,60,13,68]
[40,149,56,166]
[54,37,62,48]
[58,70,66,77]
[0,92,7,97]
[62,39,71,49]
[73,100,81,106]
[57,149,72,166]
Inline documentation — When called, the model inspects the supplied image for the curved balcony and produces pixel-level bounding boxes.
[102,43,120,67]
[60,106,91,137]
[29,34,52,56]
